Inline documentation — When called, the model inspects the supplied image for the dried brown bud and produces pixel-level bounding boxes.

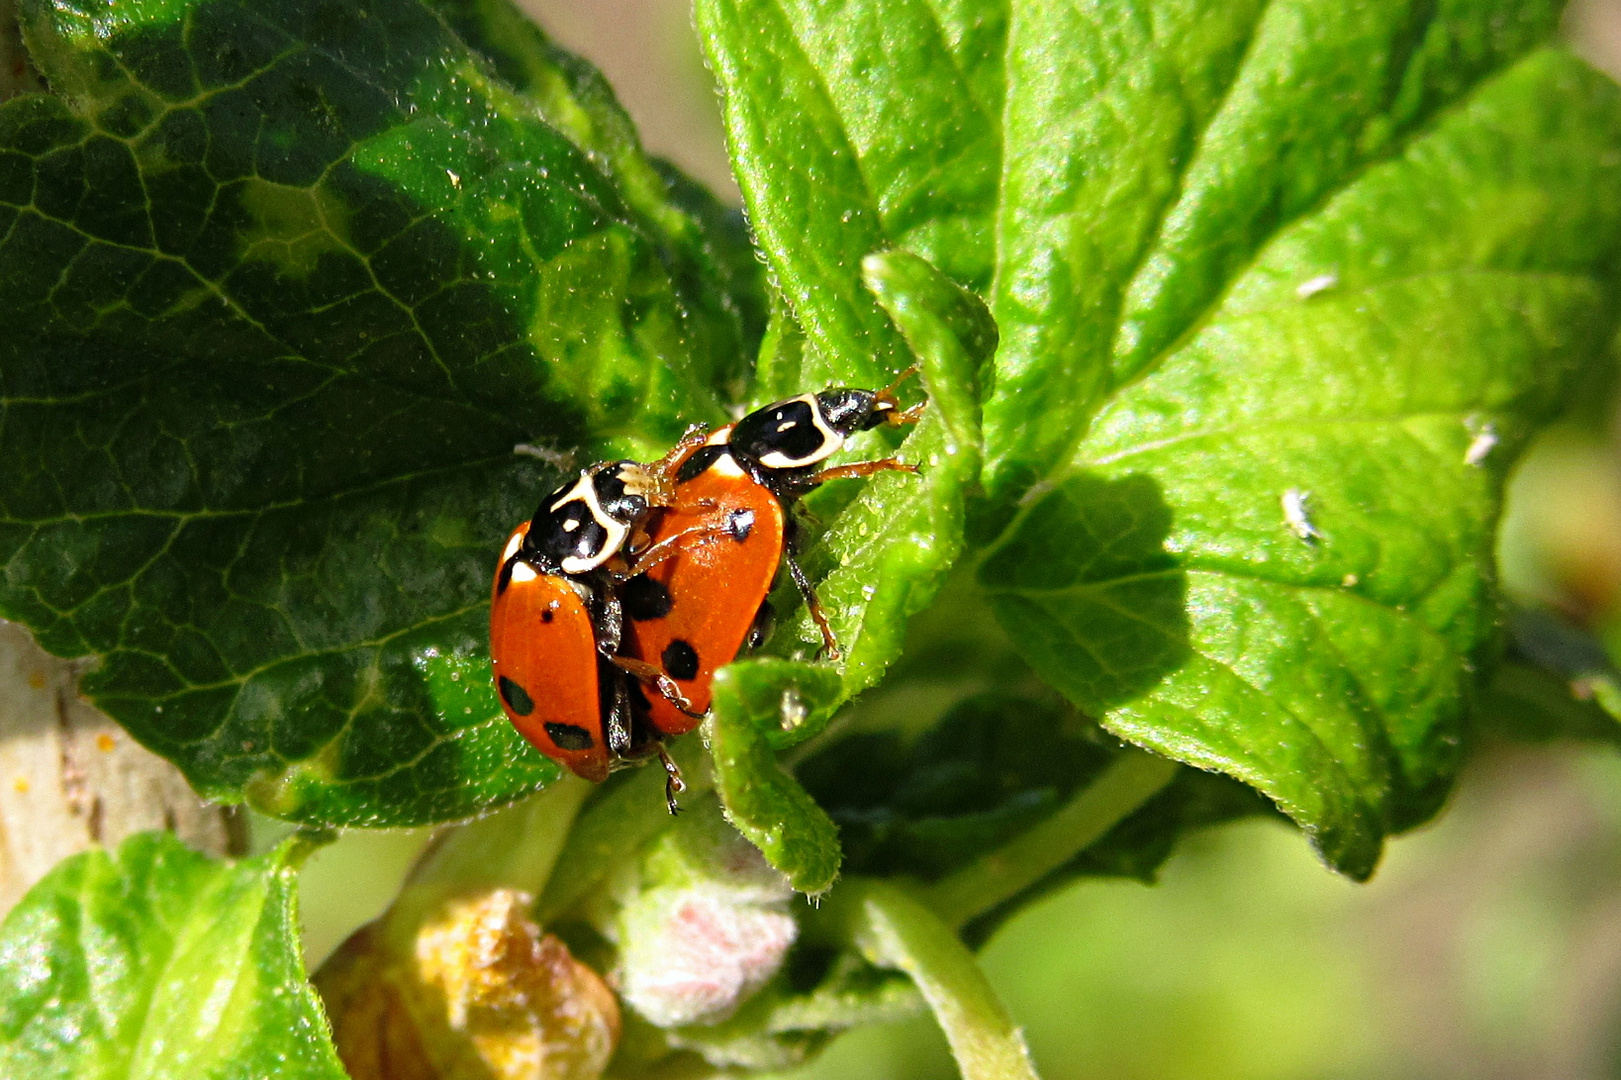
[317,888,619,1080]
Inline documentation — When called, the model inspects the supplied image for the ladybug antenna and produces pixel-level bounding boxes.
[875,364,920,406]
[873,365,926,427]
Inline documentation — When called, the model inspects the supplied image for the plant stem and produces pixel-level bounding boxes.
[821,878,1041,1080]
[924,748,1179,930]
[534,739,712,923]
[385,774,590,946]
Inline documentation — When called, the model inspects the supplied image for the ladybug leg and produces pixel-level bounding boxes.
[745,598,775,651]
[805,458,920,486]
[608,654,705,719]
[658,746,686,815]
[604,670,634,758]
[877,364,920,400]
[886,400,929,425]
[623,520,731,577]
[647,425,712,498]
[593,584,626,655]
[785,553,841,661]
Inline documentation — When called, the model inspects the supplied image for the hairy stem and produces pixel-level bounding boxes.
[534,738,711,923]
[822,878,1041,1080]
[386,774,590,947]
[924,749,1179,930]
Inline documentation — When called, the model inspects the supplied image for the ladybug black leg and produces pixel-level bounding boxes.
[593,585,625,655]
[745,599,775,651]
[658,746,686,815]
[604,670,634,757]
[609,654,705,719]
[806,458,920,486]
[785,553,841,661]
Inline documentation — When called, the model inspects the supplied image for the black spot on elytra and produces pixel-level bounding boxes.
[545,721,594,750]
[541,608,554,623]
[663,639,700,681]
[727,508,755,542]
[498,676,534,716]
[623,575,673,621]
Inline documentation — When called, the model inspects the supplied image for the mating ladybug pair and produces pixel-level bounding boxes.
[489,372,926,810]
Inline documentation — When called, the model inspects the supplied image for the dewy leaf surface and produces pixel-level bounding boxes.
[695,0,1003,390]
[0,832,343,1080]
[0,0,737,825]
[981,43,1621,877]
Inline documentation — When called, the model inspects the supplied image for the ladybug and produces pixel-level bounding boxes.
[490,441,707,809]
[620,371,926,738]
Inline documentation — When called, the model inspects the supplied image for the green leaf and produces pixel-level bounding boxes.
[426,0,763,396]
[0,0,742,825]
[707,253,992,888]
[980,43,1621,877]
[707,659,845,894]
[0,832,343,1080]
[695,0,1003,388]
[981,0,1565,496]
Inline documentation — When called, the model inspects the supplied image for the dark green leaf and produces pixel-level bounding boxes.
[427,0,762,396]
[0,0,740,825]
[981,45,1621,877]
[798,692,1121,881]
[0,832,343,1080]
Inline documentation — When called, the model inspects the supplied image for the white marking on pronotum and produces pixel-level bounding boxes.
[708,453,747,480]
[510,562,538,583]
[1464,423,1498,467]
[758,394,842,469]
[552,469,628,574]
[1282,488,1322,543]
[502,532,524,561]
[1295,273,1338,299]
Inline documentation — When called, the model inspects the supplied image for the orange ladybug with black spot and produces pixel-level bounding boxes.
[489,439,706,808]
[621,373,925,737]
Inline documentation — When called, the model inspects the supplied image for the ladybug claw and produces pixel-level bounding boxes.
[659,747,685,815]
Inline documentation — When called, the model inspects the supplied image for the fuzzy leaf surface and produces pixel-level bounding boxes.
[0,833,342,1080]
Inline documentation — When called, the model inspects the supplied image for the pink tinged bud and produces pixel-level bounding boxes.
[617,885,798,1028]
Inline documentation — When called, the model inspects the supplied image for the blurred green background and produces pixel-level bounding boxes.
[270,1,1621,1076]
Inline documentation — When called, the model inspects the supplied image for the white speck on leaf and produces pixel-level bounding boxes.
[1295,273,1338,299]
[1282,489,1321,543]
[1464,423,1498,466]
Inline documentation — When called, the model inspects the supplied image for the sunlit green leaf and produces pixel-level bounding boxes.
[981,45,1621,876]
[0,832,342,1080]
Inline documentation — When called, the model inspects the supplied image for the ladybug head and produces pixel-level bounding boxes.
[729,388,898,472]
[524,461,655,576]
